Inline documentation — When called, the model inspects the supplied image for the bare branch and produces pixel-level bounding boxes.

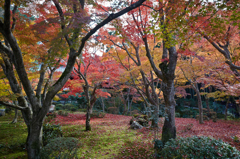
[53,0,72,47]
[77,0,147,56]
[0,101,27,110]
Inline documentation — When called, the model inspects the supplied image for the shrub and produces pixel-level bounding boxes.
[40,137,81,159]
[90,112,106,118]
[108,107,118,114]
[58,110,68,116]
[58,110,63,116]
[79,109,87,112]
[42,123,63,146]
[63,111,69,116]
[64,103,75,110]
[175,112,180,117]
[70,107,77,112]
[155,136,240,159]
[55,104,64,110]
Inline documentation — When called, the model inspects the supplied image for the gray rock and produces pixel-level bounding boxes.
[0,109,5,117]
[130,121,143,129]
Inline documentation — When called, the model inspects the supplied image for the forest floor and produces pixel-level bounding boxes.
[0,112,240,158]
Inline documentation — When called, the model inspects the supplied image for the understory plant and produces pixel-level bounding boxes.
[40,137,81,159]
[155,136,240,158]
[42,123,63,146]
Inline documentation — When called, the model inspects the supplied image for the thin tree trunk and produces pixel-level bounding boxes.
[11,109,18,123]
[194,85,204,124]
[86,105,91,131]
[225,96,230,120]
[101,97,105,113]
[205,95,210,113]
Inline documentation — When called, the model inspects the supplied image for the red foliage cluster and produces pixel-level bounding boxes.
[52,113,132,126]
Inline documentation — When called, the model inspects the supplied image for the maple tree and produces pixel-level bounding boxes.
[100,28,163,127]
[178,54,206,124]
[0,0,147,158]
[62,50,120,131]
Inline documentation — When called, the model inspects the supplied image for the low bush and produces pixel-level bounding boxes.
[42,123,63,146]
[90,112,106,118]
[175,112,180,117]
[155,136,240,159]
[65,103,75,111]
[58,110,68,116]
[108,107,118,114]
[40,137,81,159]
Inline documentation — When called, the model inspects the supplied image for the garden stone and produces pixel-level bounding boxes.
[0,109,5,117]
[130,121,143,129]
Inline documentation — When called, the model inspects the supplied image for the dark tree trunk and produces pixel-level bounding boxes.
[11,109,18,123]
[205,96,210,113]
[225,96,230,120]
[151,106,159,128]
[195,86,204,124]
[161,79,176,145]
[26,122,43,159]
[86,106,91,131]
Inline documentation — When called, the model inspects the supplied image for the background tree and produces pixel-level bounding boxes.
[62,50,119,131]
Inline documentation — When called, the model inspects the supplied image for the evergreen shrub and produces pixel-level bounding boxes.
[155,136,240,158]
[40,137,81,159]
[43,123,63,146]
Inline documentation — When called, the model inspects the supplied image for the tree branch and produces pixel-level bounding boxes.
[0,41,13,58]
[77,0,147,56]
[53,0,72,47]
[225,61,240,70]
[4,0,11,33]
[11,5,18,32]
[0,101,27,110]
[143,37,163,79]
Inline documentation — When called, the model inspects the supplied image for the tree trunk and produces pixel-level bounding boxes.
[205,95,210,113]
[151,106,159,128]
[161,80,176,145]
[101,97,105,113]
[225,96,230,120]
[11,109,18,124]
[26,122,43,159]
[195,85,204,124]
[89,106,93,114]
[86,106,91,131]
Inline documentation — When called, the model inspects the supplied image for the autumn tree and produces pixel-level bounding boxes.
[0,0,147,158]
[62,51,120,131]
[99,25,163,127]
[178,49,209,124]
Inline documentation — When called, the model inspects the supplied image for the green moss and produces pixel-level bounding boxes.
[0,114,27,158]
